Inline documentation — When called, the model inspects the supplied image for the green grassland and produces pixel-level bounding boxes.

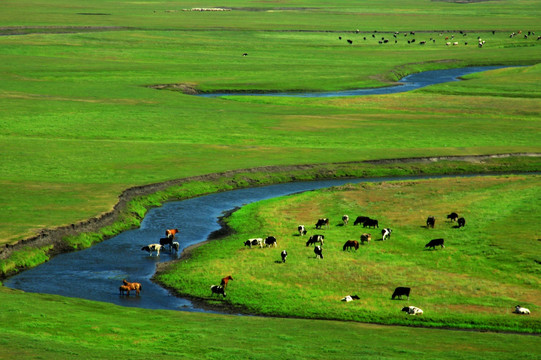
[157,175,541,333]
[1,0,541,358]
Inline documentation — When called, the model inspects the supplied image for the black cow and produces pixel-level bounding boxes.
[281,250,287,263]
[425,238,445,250]
[210,285,226,298]
[363,219,379,228]
[347,39,353,44]
[264,236,278,247]
[457,217,466,228]
[447,212,459,222]
[306,234,324,246]
[314,245,323,259]
[426,216,436,228]
[392,287,411,300]
[159,237,173,249]
[315,218,329,229]
[354,216,370,226]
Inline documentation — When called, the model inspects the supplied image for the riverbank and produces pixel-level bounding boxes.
[1,153,540,280]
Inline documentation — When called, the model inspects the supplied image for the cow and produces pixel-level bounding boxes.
[298,225,307,236]
[306,234,324,246]
[514,305,530,315]
[392,287,411,300]
[446,41,451,46]
[354,216,370,225]
[315,218,330,229]
[165,229,179,239]
[141,244,163,256]
[244,238,263,248]
[426,216,435,228]
[457,217,466,228]
[314,245,323,259]
[342,215,349,226]
[402,306,423,315]
[264,236,278,247]
[171,242,180,252]
[210,285,226,298]
[382,228,392,241]
[363,219,379,228]
[347,39,353,44]
[159,236,173,249]
[360,233,371,245]
[341,295,360,302]
[220,275,233,288]
[281,250,287,263]
[447,212,459,222]
[343,240,359,251]
[425,238,445,250]
[242,53,248,56]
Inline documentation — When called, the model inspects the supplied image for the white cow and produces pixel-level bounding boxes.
[341,295,360,302]
[514,305,530,315]
[402,306,423,315]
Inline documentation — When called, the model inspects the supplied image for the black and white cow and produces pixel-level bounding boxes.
[298,225,307,236]
[314,245,323,259]
[244,238,263,248]
[446,212,459,222]
[360,233,371,245]
[425,238,445,250]
[342,215,349,226]
[382,228,392,241]
[210,285,226,298]
[341,295,360,302]
[354,216,370,226]
[514,305,530,315]
[363,219,379,228]
[306,234,324,246]
[264,236,278,247]
[141,244,163,256]
[281,250,287,263]
[426,216,436,228]
[392,287,411,300]
[171,242,180,252]
[401,306,423,315]
[457,217,466,228]
[315,218,330,229]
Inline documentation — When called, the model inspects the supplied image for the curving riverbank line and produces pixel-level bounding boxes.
[1,153,540,279]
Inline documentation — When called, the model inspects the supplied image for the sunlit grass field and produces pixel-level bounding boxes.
[1,0,541,358]
[157,175,541,333]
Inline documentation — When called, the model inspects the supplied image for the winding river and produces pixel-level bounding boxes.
[4,66,521,313]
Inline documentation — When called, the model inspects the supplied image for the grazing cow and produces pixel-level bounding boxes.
[457,217,466,228]
[298,225,307,236]
[392,287,411,300]
[244,238,263,248]
[341,295,360,302]
[402,306,423,315]
[171,242,180,252]
[354,216,370,225]
[514,305,530,315]
[242,53,248,56]
[447,212,459,222]
[159,236,173,249]
[382,228,392,241]
[342,215,349,226]
[264,236,278,247]
[220,275,233,288]
[347,39,353,44]
[306,234,324,246]
[141,244,163,256]
[425,238,445,250]
[343,240,359,251]
[363,219,379,228]
[453,41,459,45]
[210,285,226,298]
[119,285,131,296]
[314,245,323,259]
[360,233,371,245]
[122,279,142,296]
[281,250,287,263]
[419,41,426,45]
[446,41,451,46]
[426,216,435,228]
[165,229,179,239]
[315,218,330,229]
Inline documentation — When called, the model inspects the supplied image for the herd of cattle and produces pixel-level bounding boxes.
[134,216,531,317]
[338,29,538,48]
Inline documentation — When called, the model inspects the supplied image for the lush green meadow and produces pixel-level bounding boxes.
[1,0,541,358]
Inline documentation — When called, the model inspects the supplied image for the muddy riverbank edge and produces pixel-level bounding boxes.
[1,153,540,279]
